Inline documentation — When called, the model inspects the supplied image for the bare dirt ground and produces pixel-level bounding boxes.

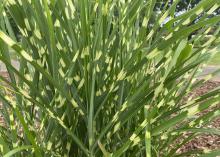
[178,81,220,156]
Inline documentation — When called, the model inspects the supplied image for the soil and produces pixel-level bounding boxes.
[178,81,220,156]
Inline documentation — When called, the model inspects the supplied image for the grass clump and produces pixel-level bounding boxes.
[0,0,220,156]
